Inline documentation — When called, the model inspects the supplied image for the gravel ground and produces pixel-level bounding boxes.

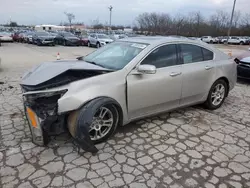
[1,43,250,188]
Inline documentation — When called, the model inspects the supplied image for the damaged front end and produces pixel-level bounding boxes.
[21,60,113,153]
[23,90,68,146]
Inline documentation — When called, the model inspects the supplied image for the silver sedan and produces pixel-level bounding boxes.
[21,36,237,152]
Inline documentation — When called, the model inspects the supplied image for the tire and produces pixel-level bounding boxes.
[68,97,120,144]
[240,41,244,45]
[204,79,228,110]
[96,42,101,48]
[87,41,91,47]
[210,40,213,44]
[223,41,227,44]
[63,40,67,46]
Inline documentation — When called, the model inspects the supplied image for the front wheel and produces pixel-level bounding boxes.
[204,79,228,110]
[87,41,91,47]
[68,98,120,145]
[96,42,101,48]
[239,41,244,45]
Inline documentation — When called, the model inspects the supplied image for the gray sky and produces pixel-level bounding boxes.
[0,0,249,26]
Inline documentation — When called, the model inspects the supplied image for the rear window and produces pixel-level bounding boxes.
[180,44,203,64]
[202,48,214,61]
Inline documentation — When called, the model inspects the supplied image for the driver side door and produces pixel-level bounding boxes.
[126,44,183,120]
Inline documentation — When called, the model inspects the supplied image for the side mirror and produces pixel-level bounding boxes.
[137,64,156,74]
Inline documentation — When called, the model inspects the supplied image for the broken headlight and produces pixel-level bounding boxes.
[24,89,68,102]
[23,89,68,118]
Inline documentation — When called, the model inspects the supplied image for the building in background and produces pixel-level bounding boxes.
[35,24,65,31]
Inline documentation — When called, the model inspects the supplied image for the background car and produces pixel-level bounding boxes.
[0,32,13,42]
[12,32,22,42]
[32,31,55,46]
[54,32,81,46]
[88,33,114,48]
[235,50,250,79]
[228,36,248,45]
[79,35,89,46]
[23,31,35,44]
[201,36,218,43]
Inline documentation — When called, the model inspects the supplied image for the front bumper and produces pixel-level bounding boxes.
[66,40,81,46]
[237,65,250,79]
[22,89,98,152]
[22,90,67,146]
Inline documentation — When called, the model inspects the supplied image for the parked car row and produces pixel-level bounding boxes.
[10,30,116,47]
[200,36,250,45]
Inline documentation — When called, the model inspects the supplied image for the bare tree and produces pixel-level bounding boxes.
[173,14,186,35]
[135,10,250,37]
[64,12,75,30]
[233,11,241,28]
[188,11,204,37]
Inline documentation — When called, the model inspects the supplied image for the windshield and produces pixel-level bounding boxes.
[36,32,49,36]
[97,35,109,39]
[83,42,147,70]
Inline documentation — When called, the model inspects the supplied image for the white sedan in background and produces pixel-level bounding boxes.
[0,32,13,42]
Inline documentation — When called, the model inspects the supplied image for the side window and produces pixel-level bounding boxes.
[180,44,203,64]
[141,44,177,68]
[202,48,214,61]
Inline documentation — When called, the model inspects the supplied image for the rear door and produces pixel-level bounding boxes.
[178,43,216,106]
[127,44,183,120]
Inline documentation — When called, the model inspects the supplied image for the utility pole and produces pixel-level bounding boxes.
[108,5,113,34]
[227,0,237,44]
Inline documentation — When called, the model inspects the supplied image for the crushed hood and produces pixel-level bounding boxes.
[21,60,111,86]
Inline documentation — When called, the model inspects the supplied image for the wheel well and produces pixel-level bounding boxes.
[79,97,124,126]
[112,103,123,127]
[217,77,230,96]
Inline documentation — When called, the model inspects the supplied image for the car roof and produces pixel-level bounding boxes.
[119,36,197,45]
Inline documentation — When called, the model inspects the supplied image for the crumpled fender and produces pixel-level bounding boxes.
[67,97,122,153]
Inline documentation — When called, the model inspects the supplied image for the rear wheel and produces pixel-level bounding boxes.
[210,40,213,44]
[204,79,228,110]
[240,41,244,45]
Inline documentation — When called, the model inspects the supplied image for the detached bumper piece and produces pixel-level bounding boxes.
[23,90,67,146]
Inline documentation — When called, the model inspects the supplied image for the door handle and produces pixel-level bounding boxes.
[170,72,182,77]
[205,66,213,70]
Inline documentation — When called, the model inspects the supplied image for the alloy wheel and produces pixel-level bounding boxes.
[89,106,114,141]
[211,83,225,106]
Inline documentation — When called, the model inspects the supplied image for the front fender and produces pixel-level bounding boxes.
[57,82,127,123]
